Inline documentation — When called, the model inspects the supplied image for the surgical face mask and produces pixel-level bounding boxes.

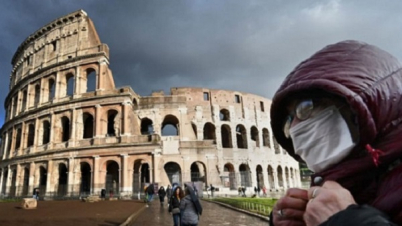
[289,106,355,173]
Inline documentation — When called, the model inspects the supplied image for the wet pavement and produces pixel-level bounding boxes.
[131,199,268,226]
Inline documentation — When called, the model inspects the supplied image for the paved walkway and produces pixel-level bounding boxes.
[131,199,267,226]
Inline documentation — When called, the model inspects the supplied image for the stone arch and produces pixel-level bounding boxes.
[105,160,120,196]
[220,109,230,121]
[80,162,91,194]
[140,118,153,135]
[132,98,139,110]
[190,161,207,184]
[15,127,22,150]
[239,164,251,187]
[57,163,68,196]
[221,124,232,148]
[22,167,30,196]
[39,166,47,197]
[277,166,284,188]
[133,159,150,194]
[262,128,270,148]
[27,123,35,147]
[164,162,181,185]
[256,165,264,189]
[203,122,216,142]
[236,124,247,149]
[10,168,17,197]
[61,116,70,142]
[107,109,119,137]
[85,68,97,92]
[34,84,41,106]
[66,73,75,96]
[162,114,179,136]
[268,165,275,190]
[42,120,51,145]
[250,126,259,148]
[83,113,94,139]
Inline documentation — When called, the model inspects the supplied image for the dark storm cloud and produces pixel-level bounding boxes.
[1,0,402,126]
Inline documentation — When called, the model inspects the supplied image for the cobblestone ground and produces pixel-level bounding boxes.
[131,199,267,226]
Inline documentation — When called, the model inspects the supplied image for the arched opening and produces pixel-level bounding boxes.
[107,110,118,137]
[256,165,264,189]
[27,124,35,147]
[66,73,74,96]
[42,121,50,144]
[262,128,270,147]
[203,123,216,142]
[10,169,17,197]
[277,166,284,188]
[48,78,55,101]
[80,162,91,195]
[236,125,247,149]
[140,118,153,135]
[61,116,70,142]
[22,167,29,196]
[132,98,138,110]
[220,109,230,121]
[162,115,179,136]
[223,163,236,190]
[239,164,251,187]
[221,125,232,148]
[57,163,68,196]
[34,84,41,106]
[133,160,150,194]
[250,126,259,148]
[39,166,47,198]
[105,161,119,196]
[190,162,207,184]
[268,165,275,190]
[83,113,94,139]
[164,162,181,185]
[15,128,22,150]
[22,90,27,111]
[86,68,97,92]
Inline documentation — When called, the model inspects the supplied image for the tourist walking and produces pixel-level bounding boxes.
[158,186,166,206]
[145,183,154,207]
[168,186,184,226]
[180,185,203,226]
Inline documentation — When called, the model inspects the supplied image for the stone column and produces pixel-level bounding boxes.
[273,168,279,190]
[0,168,4,195]
[120,154,129,194]
[10,127,16,158]
[32,118,40,153]
[15,164,22,196]
[67,158,75,196]
[45,160,53,197]
[68,108,77,147]
[181,156,190,183]
[122,102,130,136]
[29,162,35,195]
[54,71,61,100]
[93,155,100,193]
[95,104,102,138]
[5,166,11,195]
[2,133,9,160]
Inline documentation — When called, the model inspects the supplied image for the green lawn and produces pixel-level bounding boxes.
[211,197,277,216]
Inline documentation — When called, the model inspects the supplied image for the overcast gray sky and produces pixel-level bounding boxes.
[1,0,402,126]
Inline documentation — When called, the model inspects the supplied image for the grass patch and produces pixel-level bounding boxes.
[211,197,277,216]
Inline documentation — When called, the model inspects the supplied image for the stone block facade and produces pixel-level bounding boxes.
[0,10,300,198]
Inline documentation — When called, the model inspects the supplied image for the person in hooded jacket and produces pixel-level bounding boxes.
[158,186,166,206]
[269,40,401,226]
[180,186,202,226]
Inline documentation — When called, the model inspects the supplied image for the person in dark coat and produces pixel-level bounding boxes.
[270,40,402,225]
[145,183,154,206]
[158,186,166,206]
[168,186,184,226]
[180,185,202,226]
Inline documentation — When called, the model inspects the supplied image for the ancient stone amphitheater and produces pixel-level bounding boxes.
[0,10,300,199]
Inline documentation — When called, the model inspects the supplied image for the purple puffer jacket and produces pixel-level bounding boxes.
[270,40,402,224]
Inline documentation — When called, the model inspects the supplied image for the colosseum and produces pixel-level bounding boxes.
[0,10,300,199]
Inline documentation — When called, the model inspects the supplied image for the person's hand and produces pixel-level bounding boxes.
[304,181,356,226]
[273,188,309,226]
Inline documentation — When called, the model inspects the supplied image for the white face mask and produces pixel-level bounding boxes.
[289,106,355,173]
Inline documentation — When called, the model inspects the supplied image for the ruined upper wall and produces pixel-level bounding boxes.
[9,9,110,90]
